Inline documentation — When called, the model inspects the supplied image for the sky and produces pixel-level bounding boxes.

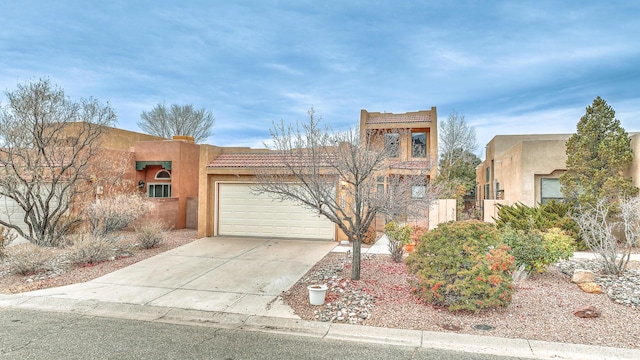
[1,1,639,158]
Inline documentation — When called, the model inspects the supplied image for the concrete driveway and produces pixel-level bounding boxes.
[22,236,337,318]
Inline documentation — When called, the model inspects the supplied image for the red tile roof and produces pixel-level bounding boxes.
[207,152,334,168]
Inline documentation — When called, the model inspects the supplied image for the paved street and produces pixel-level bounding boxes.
[1,308,527,360]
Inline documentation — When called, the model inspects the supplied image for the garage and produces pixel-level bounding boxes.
[217,183,335,240]
[0,195,29,243]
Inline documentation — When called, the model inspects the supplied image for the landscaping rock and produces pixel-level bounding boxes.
[578,282,602,294]
[572,270,595,284]
[573,305,600,318]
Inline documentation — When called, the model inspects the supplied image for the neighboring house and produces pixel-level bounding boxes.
[0,124,166,242]
[477,132,640,221]
[198,108,439,241]
[76,127,205,231]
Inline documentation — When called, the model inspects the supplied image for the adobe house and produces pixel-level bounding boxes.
[198,108,439,240]
[65,125,206,231]
[132,136,203,230]
[359,108,439,230]
[83,127,203,230]
[477,132,640,221]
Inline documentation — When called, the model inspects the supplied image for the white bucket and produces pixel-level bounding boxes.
[307,284,328,305]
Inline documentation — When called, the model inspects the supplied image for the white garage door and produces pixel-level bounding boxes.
[217,183,335,240]
[0,195,29,244]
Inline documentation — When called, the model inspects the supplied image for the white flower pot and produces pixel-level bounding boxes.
[307,284,328,305]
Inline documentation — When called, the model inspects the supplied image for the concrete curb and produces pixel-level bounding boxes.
[2,294,639,360]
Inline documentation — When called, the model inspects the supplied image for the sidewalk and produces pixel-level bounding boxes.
[1,235,639,359]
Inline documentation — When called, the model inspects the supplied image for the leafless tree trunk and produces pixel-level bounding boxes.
[253,108,438,280]
[0,79,116,246]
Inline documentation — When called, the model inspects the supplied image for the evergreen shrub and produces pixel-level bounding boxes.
[406,220,514,313]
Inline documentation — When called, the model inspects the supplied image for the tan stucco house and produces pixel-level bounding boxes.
[197,108,439,241]
[21,108,438,241]
[477,132,640,221]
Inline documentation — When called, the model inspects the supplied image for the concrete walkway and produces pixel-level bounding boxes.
[1,235,639,359]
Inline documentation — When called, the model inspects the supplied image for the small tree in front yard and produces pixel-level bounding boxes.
[560,96,638,208]
[0,78,116,246]
[573,196,640,275]
[253,108,438,280]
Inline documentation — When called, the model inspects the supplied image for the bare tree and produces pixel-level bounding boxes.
[253,108,438,280]
[438,111,478,182]
[0,79,116,246]
[138,103,214,143]
[573,196,640,274]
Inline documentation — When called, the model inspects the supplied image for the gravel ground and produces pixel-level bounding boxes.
[0,229,197,294]
[3,232,639,349]
[282,252,640,350]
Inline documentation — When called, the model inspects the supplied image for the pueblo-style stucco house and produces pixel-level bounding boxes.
[477,132,640,221]
[2,108,438,241]
[198,108,439,241]
[76,127,203,231]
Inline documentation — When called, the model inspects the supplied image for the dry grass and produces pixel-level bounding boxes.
[0,229,196,294]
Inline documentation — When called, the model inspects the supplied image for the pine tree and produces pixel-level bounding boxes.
[560,96,638,207]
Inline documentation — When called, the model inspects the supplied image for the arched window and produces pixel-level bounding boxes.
[155,170,171,180]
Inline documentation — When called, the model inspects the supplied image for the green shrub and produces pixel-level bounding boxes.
[384,221,412,244]
[66,235,116,266]
[406,220,514,313]
[542,227,576,264]
[500,226,575,273]
[6,243,57,275]
[494,201,585,250]
[135,221,168,249]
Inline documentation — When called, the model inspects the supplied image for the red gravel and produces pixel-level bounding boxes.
[282,253,640,349]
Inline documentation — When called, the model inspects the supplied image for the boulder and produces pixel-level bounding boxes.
[578,282,602,294]
[571,270,595,284]
[573,305,601,318]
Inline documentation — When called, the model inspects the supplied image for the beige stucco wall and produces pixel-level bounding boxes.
[478,135,570,208]
[428,199,457,229]
[478,132,640,211]
[483,200,510,223]
[519,140,568,206]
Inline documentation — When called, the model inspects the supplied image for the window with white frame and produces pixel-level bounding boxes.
[148,183,171,198]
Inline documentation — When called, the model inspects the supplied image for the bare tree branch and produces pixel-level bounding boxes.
[253,108,439,280]
[0,79,116,246]
[138,103,214,143]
